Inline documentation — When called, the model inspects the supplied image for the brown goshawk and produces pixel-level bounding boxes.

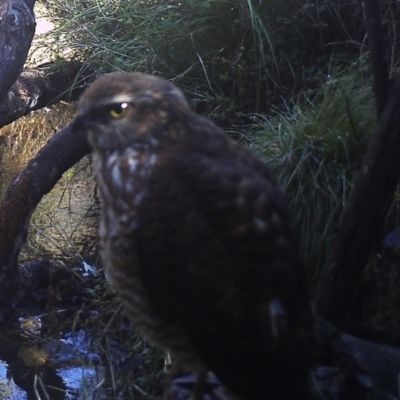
[71,72,316,400]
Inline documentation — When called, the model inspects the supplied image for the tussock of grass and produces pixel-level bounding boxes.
[75,281,165,398]
[0,103,75,157]
[250,69,376,278]
[34,0,369,121]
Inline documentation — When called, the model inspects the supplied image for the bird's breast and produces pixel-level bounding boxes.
[92,149,206,371]
[95,149,157,219]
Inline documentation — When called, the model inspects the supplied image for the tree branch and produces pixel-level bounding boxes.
[0,61,93,128]
[0,122,91,317]
[314,74,400,321]
[362,0,389,119]
[0,0,35,102]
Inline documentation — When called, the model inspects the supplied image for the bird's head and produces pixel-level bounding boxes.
[72,72,191,152]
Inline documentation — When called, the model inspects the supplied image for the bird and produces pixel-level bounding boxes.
[71,72,317,400]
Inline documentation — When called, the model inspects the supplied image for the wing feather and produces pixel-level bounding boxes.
[135,147,314,399]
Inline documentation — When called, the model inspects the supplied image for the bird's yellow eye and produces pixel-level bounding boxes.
[109,102,129,119]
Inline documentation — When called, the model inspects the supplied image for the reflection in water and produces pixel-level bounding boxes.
[0,318,104,400]
[0,359,26,400]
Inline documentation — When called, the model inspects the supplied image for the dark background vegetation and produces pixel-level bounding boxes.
[37,0,376,271]
[3,0,400,397]
[35,0,400,323]
[31,0,400,355]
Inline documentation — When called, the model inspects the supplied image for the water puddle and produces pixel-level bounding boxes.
[0,359,26,400]
[0,317,105,400]
[0,105,105,399]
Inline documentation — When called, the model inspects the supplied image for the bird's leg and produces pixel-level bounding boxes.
[190,371,207,400]
[164,350,173,370]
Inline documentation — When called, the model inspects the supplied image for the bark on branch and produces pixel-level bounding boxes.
[314,74,400,321]
[0,0,35,102]
[362,0,389,119]
[0,61,93,128]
